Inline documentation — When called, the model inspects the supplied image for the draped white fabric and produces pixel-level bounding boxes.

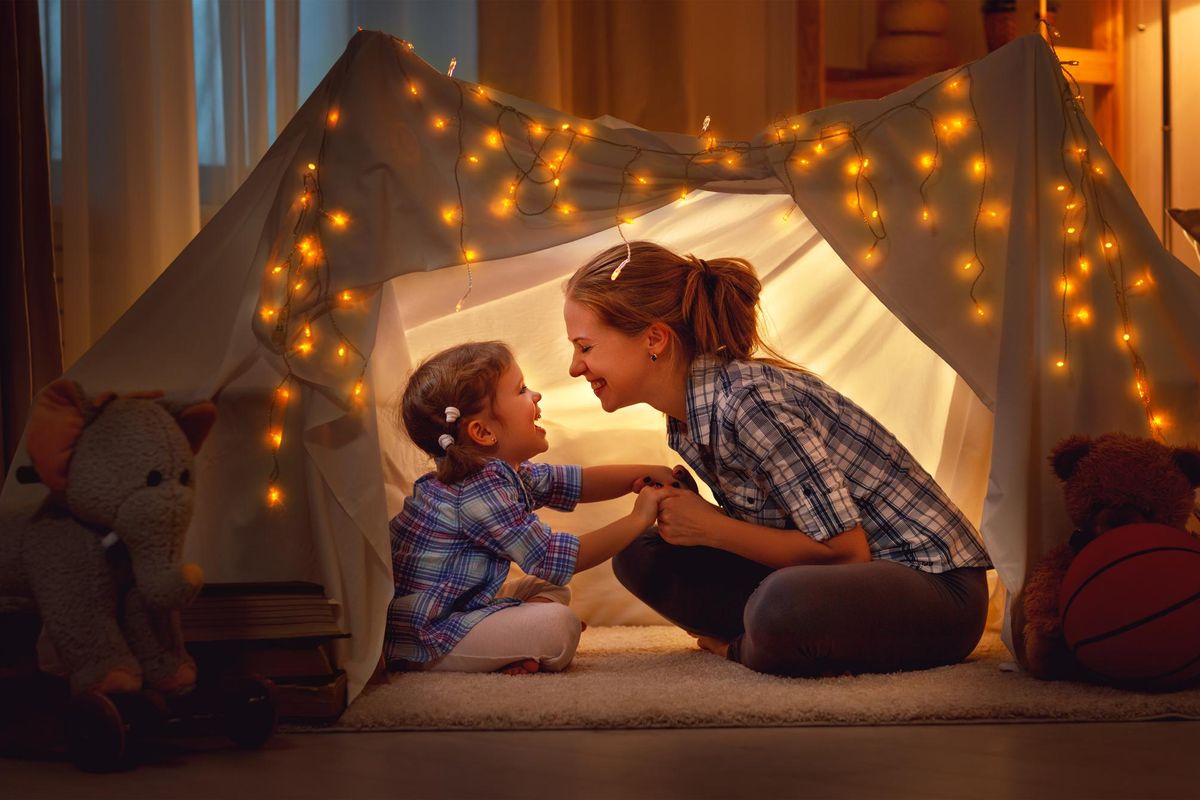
[8,31,1200,701]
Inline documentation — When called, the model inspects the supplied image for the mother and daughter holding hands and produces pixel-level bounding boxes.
[384,241,992,678]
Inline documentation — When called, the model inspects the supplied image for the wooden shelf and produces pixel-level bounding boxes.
[1052,45,1115,86]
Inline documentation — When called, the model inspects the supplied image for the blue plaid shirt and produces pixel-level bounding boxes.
[385,459,582,665]
[668,355,991,573]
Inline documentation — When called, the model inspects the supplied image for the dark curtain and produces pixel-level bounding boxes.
[1,0,63,476]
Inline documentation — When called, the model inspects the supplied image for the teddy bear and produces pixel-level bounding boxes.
[1013,432,1200,680]
[0,379,216,696]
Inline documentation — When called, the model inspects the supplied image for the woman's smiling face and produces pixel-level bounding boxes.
[564,298,653,413]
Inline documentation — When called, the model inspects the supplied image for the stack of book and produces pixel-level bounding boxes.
[183,581,350,723]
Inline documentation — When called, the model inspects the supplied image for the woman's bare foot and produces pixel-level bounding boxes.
[696,635,730,658]
[499,659,541,675]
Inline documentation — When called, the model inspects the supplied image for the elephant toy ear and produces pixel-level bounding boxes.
[1049,435,1092,481]
[174,402,218,454]
[26,380,115,492]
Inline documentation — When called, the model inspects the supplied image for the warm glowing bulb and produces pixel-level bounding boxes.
[532,124,544,135]
[327,110,339,125]
[272,264,284,275]
[1094,166,1104,175]
[304,324,312,338]
[1056,184,1066,192]
[678,190,689,202]
[330,212,348,227]
[559,205,572,215]
[338,344,346,359]
[341,291,352,302]
[307,162,316,171]
[299,237,312,253]
[870,210,878,219]
[278,387,290,401]
[922,208,930,221]
[1122,332,1131,342]
[486,132,500,147]
[815,143,825,154]
[467,155,479,164]
[560,122,570,130]
[433,117,446,129]
[298,342,313,355]
[409,83,419,96]
[464,249,476,262]
[1059,279,1072,293]
[963,261,973,270]
[1075,308,1091,322]
[581,126,591,135]
[1104,240,1114,250]
[798,158,810,166]
[553,177,561,187]
[294,280,304,291]
[976,306,985,318]
[637,176,648,184]
[1056,360,1066,368]
[1066,202,1077,210]
[443,208,457,224]
[847,161,861,176]
[1079,259,1089,272]
[951,118,965,130]
[270,429,283,448]
[920,154,934,169]
[354,380,364,398]
[1153,414,1165,428]
[621,217,636,225]
[260,307,275,321]
[1067,226,1077,234]
[267,486,282,506]
[973,159,985,175]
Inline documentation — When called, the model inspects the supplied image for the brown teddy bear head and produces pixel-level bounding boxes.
[1050,433,1200,548]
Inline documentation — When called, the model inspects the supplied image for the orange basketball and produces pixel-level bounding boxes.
[1060,523,1200,690]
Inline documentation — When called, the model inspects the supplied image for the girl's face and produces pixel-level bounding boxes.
[486,361,549,464]
[564,299,654,413]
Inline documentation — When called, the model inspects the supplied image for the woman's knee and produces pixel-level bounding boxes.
[611,527,665,600]
[738,569,830,676]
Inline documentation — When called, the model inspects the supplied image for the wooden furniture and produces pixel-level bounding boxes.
[814,0,1124,173]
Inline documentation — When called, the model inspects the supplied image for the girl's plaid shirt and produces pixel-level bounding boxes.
[385,459,582,665]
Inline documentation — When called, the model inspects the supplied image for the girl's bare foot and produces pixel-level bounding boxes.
[499,659,541,675]
[696,635,730,658]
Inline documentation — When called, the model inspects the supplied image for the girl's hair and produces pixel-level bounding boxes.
[399,341,513,484]
[564,241,796,367]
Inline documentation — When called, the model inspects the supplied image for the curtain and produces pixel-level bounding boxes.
[1,0,62,475]
[59,0,201,367]
[477,0,823,142]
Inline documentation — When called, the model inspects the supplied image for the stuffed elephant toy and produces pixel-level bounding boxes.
[0,379,216,696]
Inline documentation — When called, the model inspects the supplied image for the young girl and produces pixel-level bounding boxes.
[386,341,675,676]
[563,241,993,678]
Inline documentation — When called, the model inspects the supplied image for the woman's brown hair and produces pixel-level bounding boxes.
[399,341,513,484]
[565,241,796,367]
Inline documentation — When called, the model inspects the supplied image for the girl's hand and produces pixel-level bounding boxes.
[657,489,723,547]
[631,465,698,494]
[630,485,668,528]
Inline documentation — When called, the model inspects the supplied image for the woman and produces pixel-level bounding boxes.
[563,241,992,677]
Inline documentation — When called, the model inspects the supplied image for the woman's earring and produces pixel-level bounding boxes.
[649,353,658,362]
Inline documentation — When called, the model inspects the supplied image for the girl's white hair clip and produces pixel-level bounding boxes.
[437,434,455,450]
[445,406,461,423]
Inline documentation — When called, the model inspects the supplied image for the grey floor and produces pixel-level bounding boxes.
[5,721,1199,799]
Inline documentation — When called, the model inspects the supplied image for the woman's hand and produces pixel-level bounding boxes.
[631,465,699,494]
[657,488,724,547]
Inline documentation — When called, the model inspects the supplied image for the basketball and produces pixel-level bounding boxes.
[1060,523,1200,690]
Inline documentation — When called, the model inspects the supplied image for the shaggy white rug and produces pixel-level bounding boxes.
[314,627,1200,731]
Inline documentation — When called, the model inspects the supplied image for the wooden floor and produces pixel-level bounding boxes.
[6,720,1198,798]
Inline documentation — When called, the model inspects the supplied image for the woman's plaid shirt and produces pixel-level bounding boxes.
[385,459,581,664]
[667,355,991,573]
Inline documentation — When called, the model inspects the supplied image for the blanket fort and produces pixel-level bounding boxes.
[4,31,1199,701]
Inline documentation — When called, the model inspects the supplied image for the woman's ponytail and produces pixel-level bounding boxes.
[566,241,794,368]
